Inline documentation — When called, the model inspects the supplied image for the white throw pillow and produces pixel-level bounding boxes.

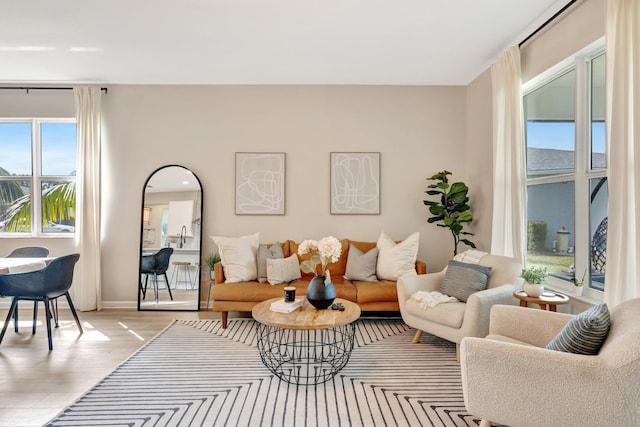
[266,254,301,285]
[211,232,260,283]
[376,230,419,280]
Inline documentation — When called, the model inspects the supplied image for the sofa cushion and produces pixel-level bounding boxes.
[376,230,419,280]
[257,242,284,283]
[211,232,260,283]
[266,254,301,285]
[405,297,466,328]
[344,244,378,281]
[354,280,398,303]
[546,303,611,355]
[440,260,492,302]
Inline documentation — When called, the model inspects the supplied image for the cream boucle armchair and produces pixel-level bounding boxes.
[397,254,523,357]
[460,299,640,427]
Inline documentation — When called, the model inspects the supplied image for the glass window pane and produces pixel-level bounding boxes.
[589,178,608,290]
[0,122,32,176]
[526,181,575,278]
[41,122,77,176]
[591,53,606,169]
[524,70,576,178]
[0,179,31,233]
[41,180,75,233]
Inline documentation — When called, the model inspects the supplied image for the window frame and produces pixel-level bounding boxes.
[0,117,77,238]
[523,39,606,299]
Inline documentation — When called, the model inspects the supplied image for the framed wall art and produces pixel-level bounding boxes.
[330,152,380,215]
[235,152,286,215]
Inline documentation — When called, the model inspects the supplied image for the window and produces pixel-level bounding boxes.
[0,119,77,236]
[524,48,606,293]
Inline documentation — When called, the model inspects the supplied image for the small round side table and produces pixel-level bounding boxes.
[513,289,570,312]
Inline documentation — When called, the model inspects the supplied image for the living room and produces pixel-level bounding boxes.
[1,0,639,426]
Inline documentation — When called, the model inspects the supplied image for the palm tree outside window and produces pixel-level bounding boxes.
[0,119,76,235]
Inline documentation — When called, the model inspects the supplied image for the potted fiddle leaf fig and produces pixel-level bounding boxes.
[423,170,476,256]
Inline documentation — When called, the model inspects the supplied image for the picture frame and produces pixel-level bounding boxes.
[235,152,286,215]
[330,152,380,215]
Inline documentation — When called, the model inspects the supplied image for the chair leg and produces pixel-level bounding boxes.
[13,301,19,333]
[143,275,149,300]
[44,297,53,351]
[221,311,228,329]
[153,273,159,303]
[479,419,493,427]
[412,330,423,344]
[164,273,173,300]
[65,292,83,334]
[51,298,59,328]
[0,299,19,345]
[32,301,38,334]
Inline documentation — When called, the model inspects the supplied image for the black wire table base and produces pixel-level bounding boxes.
[256,322,357,385]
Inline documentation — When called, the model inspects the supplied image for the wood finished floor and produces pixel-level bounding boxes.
[0,307,224,427]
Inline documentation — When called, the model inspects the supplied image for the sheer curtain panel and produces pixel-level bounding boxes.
[490,46,527,264]
[604,0,640,306]
[73,87,102,311]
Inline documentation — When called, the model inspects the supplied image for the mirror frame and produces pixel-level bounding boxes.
[138,164,203,311]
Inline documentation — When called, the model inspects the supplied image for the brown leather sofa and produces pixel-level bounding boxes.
[211,239,426,327]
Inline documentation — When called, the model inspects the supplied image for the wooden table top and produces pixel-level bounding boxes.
[252,298,361,330]
[513,289,570,305]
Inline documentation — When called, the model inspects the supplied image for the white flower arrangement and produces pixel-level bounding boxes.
[298,236,342,276]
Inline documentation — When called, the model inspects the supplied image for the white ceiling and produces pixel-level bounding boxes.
[1,0,570,86]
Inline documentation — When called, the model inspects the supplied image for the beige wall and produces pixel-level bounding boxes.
[99,85,467,306]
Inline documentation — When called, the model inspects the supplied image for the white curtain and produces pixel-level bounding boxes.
[604,0,640,306]
[73,87,102,311]
[490,46,527,264]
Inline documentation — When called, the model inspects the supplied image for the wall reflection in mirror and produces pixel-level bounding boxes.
[139,165,203,311]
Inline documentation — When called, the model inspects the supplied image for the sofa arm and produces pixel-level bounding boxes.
[415,260,427,274]
[488,304,573,347]
[460,337,617,427]
[214,262,225,284]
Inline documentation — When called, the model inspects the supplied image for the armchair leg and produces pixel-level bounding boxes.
[412,330,423,343]
[479,420,492,427]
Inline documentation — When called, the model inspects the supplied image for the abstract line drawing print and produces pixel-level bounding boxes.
[235,152,285,215]
[331,152,380,214]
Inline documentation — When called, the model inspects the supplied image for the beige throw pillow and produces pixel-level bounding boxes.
[266,254,301,285]
[211,232,260,283]
[376,230,419,280]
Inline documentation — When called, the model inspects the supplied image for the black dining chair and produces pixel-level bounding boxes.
[0,253,82,350]
[140,247,174,304]
[6,246,50,258]
[3,246,51,333]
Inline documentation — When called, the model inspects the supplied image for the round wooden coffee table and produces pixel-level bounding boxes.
[513,289,570,312]
[252,297,361,385]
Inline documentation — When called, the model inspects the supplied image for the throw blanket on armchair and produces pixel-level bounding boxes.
[410,291,458,309]
[452,249,488,264]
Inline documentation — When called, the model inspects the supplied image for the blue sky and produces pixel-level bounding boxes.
[0,122,76,176]
[527,121,606,153]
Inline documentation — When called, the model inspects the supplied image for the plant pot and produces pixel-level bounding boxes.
[209,270,215,280]
[306,275,336,310]
[573,285,584,297]
[523,282,544,297]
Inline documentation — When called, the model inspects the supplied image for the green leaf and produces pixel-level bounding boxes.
[458,211,472,222]
[425,190,442,195]
[460,239,477,248]
[437,182,449,190]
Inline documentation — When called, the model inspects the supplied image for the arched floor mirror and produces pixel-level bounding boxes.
[138,165,203,311]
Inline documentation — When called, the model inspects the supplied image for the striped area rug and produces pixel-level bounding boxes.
[47,319,480,426]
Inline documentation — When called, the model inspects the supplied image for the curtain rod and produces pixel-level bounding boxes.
[519,0,578,47]
[0,86,108,94]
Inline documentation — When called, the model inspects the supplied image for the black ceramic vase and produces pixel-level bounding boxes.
[306,274,336,309]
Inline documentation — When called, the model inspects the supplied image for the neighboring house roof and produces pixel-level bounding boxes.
[527,147,606,174]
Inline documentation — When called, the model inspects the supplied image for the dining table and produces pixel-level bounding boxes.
[0,257,53,275]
